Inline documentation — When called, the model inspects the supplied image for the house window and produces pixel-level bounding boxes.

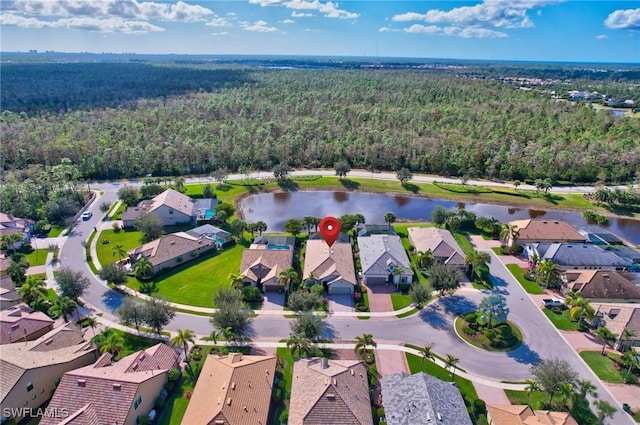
[133,395,142,410]
[169,209,174,214]
[26,382,33,392]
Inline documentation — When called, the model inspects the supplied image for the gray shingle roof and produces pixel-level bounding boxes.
[186,224,231,240]
[534,243,629,269]
[381,372,472,425]
[357,235,412,277]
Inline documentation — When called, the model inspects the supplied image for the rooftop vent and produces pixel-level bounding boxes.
[231,382,236,390]
[321,358,329,369]
[77,380,86,387]
[437,412,442,421]
[226,397,232,406]
[113,383,121,390]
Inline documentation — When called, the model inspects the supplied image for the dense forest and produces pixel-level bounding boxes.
[1,61,639,186]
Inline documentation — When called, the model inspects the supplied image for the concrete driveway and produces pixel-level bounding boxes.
[328,294,353,313]
[262,292,285,311]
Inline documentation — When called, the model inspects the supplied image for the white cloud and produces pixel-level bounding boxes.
[292,11,313,17]
[250,0,358,19]
[404,24,442,34]
[242,20,279,32]
[595,34,609,40]
[403,23,506,38]
[605,8,640,30]
[206,17,231,27]
[210,31,229,35]
[281,19,295,24]
[0,12,164,33]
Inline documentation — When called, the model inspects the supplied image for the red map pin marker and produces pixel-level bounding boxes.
[319,216,341,248]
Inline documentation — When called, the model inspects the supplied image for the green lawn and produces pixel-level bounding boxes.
[111,203,127,220]
[272,346,295,425]
[48,225,66,237]
[505,389,549,410]
[92,328,162,360]
[24,248,48,266]
[126,244,246,308]
[454,318,523,352]
[96,229,144,266]
[391,293,413,310]
[452,231,475,255]
[542,307,580,331]
[156,379,194,425]
[505,264,544,294]
[580,351,624,383]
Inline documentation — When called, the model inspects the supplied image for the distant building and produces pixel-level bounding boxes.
[357,234,413,287]
[304,234,357,295]
[289,357,373,425]
[407,227,465,269]
[563,270,640,303]
[186,224,232,247]
[487,404,578,425]
[1,323,96,423]
[0,213,34,248]
[121,189,197,228]
[381,372,472,425]
[509,219,586,247]
[0,275,20,310]
[1,303,55,344]
[41,343,178,425]
[594,305,640,351]
[240,236,294,292]
[181,353,276,425]
[530,243,629,271]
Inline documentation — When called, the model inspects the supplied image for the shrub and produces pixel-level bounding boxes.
[464,312,477,324]
[154,396,165,409]
[112,223,121,232]
[138,415,151,425]
[279,409,289,424]
[473,399,487,415]
[164,381,174,392]
[376,407,386,418]
[463,326,475,336]
[483,329,496,341]
[499,325,513,339]
[242,286,263,302]
[272,388,282,402]
[168,367,180,382]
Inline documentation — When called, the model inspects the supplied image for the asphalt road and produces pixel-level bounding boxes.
[58,176,633,424]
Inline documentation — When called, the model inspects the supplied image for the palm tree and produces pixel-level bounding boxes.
[209,330,220,345]
[620,328,636,351]
[524,379,539,406]
[595,399,616,424]
[112,244,127,262]
[564,290,582,308]
[303,216,318,234]
[1,233,23,254]
[286,333,313,358]
[569,297,595,324]
[17,276,48,305]
[228,272,245,290]
[98,332,125,357]
[500,223,519,246]
[420,345,435,364]
[354,333,377,362]
[445,354,460,381]
[576,379,598,399]
[383,211,396,229]
[256,221,268,236]
[170,328,196,357]
[536,259,562,288]
[132,258,153,281]
[7,258,29,285]
[416,250,433,270]
[84,317,98,339]
[464,249,491,280]
[49,296,77,323]
[558,382,576,408]
[278,268,299,292]
[621,351,639,382]
[221,326,235,344]
[595,327,617,355]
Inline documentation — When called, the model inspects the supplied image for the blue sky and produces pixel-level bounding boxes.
[1,0,639,62]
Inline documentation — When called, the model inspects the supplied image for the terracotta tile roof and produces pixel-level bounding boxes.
[303,239,357,287]
[56,403,100,425]
[180,353,276,425]
[128,232,215,267]
[407,227,465,266]
[487,404,578,425]
[41,343,178,425]
[0,275,20,306]
[510,220,586,243]
[121,189,195,222]
[0,213,34,237]
[0,255,10,275]
[240,246,293,284]
[289,358,372,425]
[0,303,54,344]
[30,323,86,352]
[564,270,640,301]
[594,305,638,338]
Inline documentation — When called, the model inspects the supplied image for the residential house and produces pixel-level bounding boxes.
[0,275,20,310]
[0,213,34,248]
[357,234,413,287]
[128,232,216,276]
[594,305,640,351]
[41,343,178,425]
[487,404,578,425]
[240,237,294,292]
[180,353,276,425]
[509,219,586,247]
[186,223,232,247]
[1,323,96,423]
[303,234,357,295]
[530,243,629,271]
[562,270,640,303]
[121,189,197,228]
[1,303,55,344]
[381,372,472,425]
[289,357,373,425]
[0,254,10,276]
[407,227,466,270]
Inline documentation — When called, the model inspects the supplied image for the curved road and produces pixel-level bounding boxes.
[60,173,632,424]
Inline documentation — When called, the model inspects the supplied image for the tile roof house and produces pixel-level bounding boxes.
[0,254,10,276]
[407,227,466,269]
[0,213,34,247]
[121,189,196,228]
[186,224,232,246]
[357,234,413,287]
[289,357,373,425]
[1,303,55,344]
[41,343,178,425]
[531,243,629,271]
[381,372,472,425]
[240,240,294,292]
[594,305,640,351]
[487,404,578,425]
[0,275,21,310]
[303,234,357,295]
[562,270,640,303]
[1,323,96,423]
[128,231,216,276]
[509,219,586,247]
[180,353,276,425]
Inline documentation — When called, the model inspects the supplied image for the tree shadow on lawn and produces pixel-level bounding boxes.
[339,178,360,190]
[277,179,299,190]
[507,343,541,365]
[402,183,420,194]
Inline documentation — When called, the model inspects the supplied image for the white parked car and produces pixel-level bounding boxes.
[81,211,93,221]
[542,298,564,308]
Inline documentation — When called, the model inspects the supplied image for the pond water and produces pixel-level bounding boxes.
[240,191,640,245]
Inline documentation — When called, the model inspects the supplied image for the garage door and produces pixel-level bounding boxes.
[329,284,353,295]
[365,276,386,285]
